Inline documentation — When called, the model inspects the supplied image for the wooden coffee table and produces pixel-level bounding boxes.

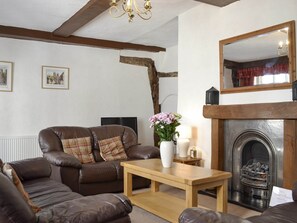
[121,159,232,223]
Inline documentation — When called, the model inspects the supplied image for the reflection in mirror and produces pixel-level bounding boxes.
[220,21,296,94]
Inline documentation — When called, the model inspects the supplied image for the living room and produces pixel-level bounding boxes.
[1,0,297,222]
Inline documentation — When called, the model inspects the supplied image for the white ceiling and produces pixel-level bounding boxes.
[0,0,201,48]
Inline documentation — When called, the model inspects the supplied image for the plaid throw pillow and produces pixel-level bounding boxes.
[2,163,41,213]
[62,137,95,164]
[99,136,128,161]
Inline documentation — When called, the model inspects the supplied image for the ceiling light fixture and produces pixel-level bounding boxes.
[278,40,289,56]
[109,0,152,22]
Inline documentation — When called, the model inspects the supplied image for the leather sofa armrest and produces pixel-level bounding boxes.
[9,157,51,181]
[126,145,160,159]
[37,194,132,223]
[179,208,252,223]
[43,152,82,169]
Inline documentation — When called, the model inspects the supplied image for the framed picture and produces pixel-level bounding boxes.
[0,61,13,92]
[42,66,69,90]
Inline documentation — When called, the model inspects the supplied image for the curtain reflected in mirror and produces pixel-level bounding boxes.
[220,21,296,94]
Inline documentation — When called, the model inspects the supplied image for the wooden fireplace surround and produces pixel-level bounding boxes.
[203,102,297,189]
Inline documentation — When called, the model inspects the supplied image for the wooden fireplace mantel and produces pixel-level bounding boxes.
[203,102,297,189]
[204,102,297,119]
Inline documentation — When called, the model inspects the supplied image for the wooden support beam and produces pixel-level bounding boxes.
[120,56,154,67]
[120,56,177,145]
[53,0,110,37]
[120,56,160,115]
[0,25,165,52]
[158,72,178,77]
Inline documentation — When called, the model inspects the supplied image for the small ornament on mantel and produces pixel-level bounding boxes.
[205,87,219,105]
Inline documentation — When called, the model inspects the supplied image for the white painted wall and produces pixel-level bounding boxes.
[0,37,177,147]
[156,46,178,113]
[178,0,297,168]
[121,46,178,113]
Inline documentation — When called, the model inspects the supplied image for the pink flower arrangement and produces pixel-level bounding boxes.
[149,112,182,143]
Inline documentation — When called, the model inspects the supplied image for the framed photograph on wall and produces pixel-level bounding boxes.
[0,61,13,92]
[42,66,69,90]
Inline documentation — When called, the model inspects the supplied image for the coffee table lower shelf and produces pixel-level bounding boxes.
[129,191,186,223]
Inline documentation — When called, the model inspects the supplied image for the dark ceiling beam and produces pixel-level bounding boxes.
[0,25,165,52]
[158,72,178,77]
[194,0,239,7]
[53,0,110,37]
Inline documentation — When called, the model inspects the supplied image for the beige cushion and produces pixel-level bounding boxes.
[62,137,95,164]
[99,136,128,161]
[2,163,41,213]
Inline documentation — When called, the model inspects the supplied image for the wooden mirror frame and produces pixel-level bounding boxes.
[220,21,296,94]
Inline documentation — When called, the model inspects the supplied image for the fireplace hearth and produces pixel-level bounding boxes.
[203,102,297,211]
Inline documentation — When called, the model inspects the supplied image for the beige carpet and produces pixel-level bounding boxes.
[128,184,261,223]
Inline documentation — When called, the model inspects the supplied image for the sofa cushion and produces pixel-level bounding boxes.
[2,163,41,213]
[62,137,95,164]
[99,136,128,161]
[247,202,297,223]
[0,173,36,223]
[36,194,132,223]
[90,125,137,162]
[23,177,82,209]
[179,207,252,223]
[79,161,122,183]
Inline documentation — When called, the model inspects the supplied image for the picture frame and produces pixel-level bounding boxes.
[42,66,69,90]
[0,61,13,92]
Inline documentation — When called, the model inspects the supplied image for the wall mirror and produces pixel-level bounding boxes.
[220,20,296,94]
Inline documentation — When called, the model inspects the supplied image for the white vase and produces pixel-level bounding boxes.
[160,141,174,168]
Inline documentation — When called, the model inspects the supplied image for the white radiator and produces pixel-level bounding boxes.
[0,136,42,162]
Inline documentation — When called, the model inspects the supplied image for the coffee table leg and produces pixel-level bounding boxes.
[151,180,160,192]
[216,179,228,213]
[185,185,197,207]
[123,168,133,197]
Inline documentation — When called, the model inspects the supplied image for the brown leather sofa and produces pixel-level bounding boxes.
[39,125,160,195]
[178,182,297,223]
[0,157,132,223]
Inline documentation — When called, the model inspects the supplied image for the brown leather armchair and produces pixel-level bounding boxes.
[0,157,132,223]
[39,125,160,196]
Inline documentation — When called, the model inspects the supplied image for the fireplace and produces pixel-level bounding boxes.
[224,120,283,210]
[203,102,297,211]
